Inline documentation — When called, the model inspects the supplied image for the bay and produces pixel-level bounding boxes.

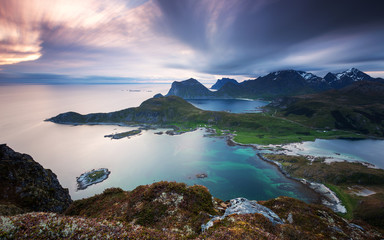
[1,84,381,202]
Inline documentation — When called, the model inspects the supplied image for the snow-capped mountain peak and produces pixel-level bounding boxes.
[335,68,367,81]
[298,71,316,81]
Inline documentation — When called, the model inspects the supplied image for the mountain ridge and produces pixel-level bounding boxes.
[167,68,384,99]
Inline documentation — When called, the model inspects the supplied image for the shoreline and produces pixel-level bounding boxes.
[257,153,346,213]
[224,132,347,213]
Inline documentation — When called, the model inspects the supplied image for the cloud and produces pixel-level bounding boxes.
[0,0,155,65]
[0,0,383,81]
[152,0,384,76]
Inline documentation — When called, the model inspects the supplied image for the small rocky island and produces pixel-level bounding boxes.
[104,129,141,139]
[196,173,208,179]
[76,168,111,190]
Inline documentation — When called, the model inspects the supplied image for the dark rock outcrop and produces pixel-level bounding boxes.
[0,144,72,214]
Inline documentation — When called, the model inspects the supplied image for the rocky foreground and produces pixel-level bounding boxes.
[1,145,383,239]
[0,144,72,214]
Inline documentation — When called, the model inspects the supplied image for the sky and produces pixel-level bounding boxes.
[1,0,384,83]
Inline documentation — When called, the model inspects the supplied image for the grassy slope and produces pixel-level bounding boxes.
[168,110,362,145]
[270,82,384,138]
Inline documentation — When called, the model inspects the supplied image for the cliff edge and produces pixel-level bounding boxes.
[0,144,72,214]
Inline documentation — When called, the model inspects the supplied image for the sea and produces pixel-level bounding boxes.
[1,84,383,201]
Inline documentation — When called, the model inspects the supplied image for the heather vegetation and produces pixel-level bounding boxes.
[2,183,383,239]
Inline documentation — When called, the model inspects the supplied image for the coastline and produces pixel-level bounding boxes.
[46,119,358,214]
[257,153,346,213]
[223,132,347,213]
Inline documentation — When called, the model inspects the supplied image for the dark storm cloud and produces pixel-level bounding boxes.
[153,0,384,76]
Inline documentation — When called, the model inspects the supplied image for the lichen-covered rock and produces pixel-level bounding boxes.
[201,197,382,239]
[202,197,283,231]
[0,144,72,214]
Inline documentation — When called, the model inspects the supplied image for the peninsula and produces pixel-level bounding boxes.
[46,94,371,145]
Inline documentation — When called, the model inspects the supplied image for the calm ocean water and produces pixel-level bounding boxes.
[187,99,269,113]
[1,84,382,201]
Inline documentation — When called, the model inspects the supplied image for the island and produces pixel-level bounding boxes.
[196,173,208,179]
[104,129,141,139]
[76,168,111,190]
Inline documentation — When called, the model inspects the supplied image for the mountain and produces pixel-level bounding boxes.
[0,144,72,215]
[225,70,324,98]
[211,78,239,90]
[166,78,214,99]
[271,81,384,136]
[167,68,384,99]
[324,68,381,89]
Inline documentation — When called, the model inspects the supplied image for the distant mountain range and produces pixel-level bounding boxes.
[166,68,384,99]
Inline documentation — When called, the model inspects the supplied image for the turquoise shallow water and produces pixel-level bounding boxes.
[129,130,320,202]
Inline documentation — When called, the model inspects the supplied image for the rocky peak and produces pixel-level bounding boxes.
[335,68,370,81]
[211,78,239,90]
[166,78,214,99]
